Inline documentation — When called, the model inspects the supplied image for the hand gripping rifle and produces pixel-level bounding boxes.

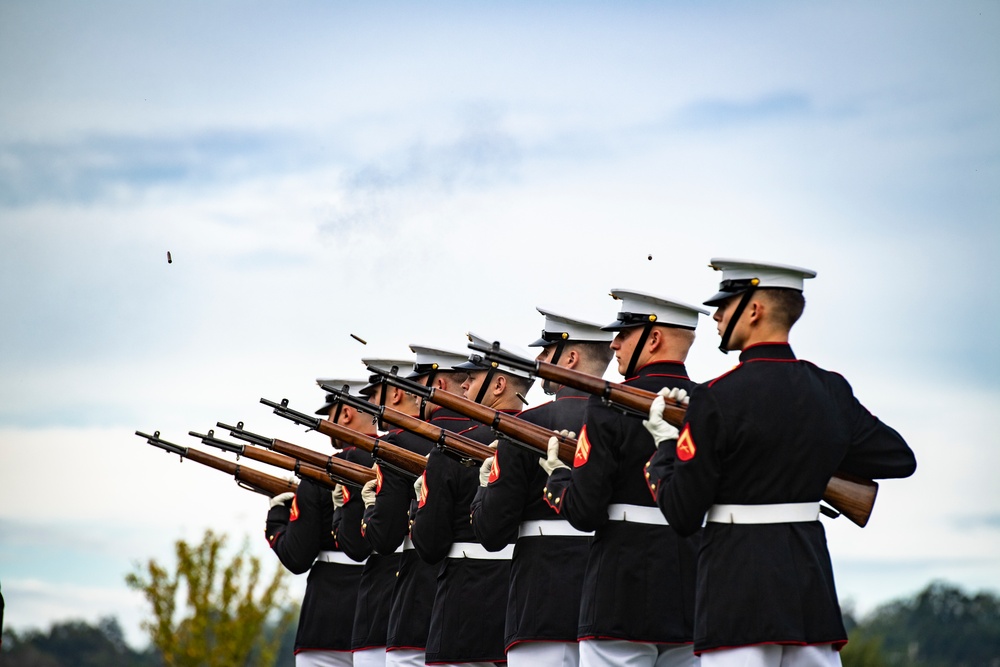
[210,422,375,488]
[190,428,344,491]
[259,397,426,479]
[135,430,298,498]
[319,381,495,467]
[471,341,879,528]
[364,365,579,464]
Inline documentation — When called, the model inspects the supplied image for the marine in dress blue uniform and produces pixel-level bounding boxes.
[645,259,917,667]
[338,359,418,667]
[359,346,477,667]
[411,334,534,666]
[470,308,614,667]
[266,379,374,667]
[541,291,708,667]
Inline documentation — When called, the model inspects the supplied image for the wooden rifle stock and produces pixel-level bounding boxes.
[136,430,298,498]
[313,419,426,478]
[425,389,578,463]
[528,361,879,527]
[268,437,376,487]
[357,370,578,463]
[374,405,496,463]
[315,383,493,467]
[258,398,426,479]
[217,424,378,487]
[192,430,349,490]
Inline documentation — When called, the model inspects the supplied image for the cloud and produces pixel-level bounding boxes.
[674,91,813,129]
[319,112,521,236]
[952,513,1000,531]
[0,130,314,207]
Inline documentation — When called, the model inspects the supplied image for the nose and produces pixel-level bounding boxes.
[713,308,723,323]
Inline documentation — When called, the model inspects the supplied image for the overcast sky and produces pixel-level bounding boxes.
[1,0,998,649]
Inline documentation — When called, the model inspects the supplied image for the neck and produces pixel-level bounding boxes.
[740,327,790,350]
[488,394,523,411]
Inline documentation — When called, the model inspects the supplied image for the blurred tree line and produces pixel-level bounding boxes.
[0,616,300,667]
[1,530,299,667]
[841,581,1000,666]
[2,529,996,666]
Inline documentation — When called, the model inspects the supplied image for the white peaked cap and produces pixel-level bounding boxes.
[362,357,416,376]
[358,356,416,394]
[704,258,817,306]
[529,307,613,347]
[603,289,709,331]
[314,377,371,413]
[458,332,535,380]
[408,344,469,378]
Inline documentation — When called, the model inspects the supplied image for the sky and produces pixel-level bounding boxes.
[1,0,998,649]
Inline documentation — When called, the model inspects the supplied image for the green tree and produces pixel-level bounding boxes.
[125,530,295,667]
[0,617,158,667]
[843,581,1000,667]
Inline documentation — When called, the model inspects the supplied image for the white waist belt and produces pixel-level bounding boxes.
[706,502,821,524]
[447,542,514,560]
[607,503,669,525]
[401,535,415,551]
[518,519,593,538]
[315,550,366,566]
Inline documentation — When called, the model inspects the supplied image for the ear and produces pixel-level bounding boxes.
[564,348,581,369]
[388,386,404,406]
[434,375,448,391]
[645,327,663,353]
[494,374,508,396]
[746,298,765,325]
[340,406,354,424]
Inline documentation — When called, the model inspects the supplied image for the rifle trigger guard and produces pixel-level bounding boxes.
[819,504,840,520]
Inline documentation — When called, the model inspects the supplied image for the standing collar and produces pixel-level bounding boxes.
[429,406,469,421]
[554,386,591,400]
[738,342,797,362]
[631,360,690,380]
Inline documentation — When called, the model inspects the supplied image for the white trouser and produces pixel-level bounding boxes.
[296,650,353,667]
[430,663,497,667]
[352,647,386,667]
[509,641,580,667]
[384,649,424,667]
[701,645,841,667]
[579,639,697,667]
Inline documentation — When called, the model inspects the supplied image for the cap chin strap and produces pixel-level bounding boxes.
[419,370,438,420]
[625,324,654,378]
[474,366,498,405]
[375,380,390,429]
[542,341,566,395]
[331,383,352,428]
[718,288,756,353]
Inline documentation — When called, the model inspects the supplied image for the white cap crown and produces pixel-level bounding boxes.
[704,258,816,306]
[530,307,613,347]
[604,289,708,330]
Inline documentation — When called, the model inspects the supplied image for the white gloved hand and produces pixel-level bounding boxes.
[557,429,577,440]
[331,484,345,510]
[413,474,424,501]
[269,491,295,509]
[538,435,570,475]
[662,386,689,407]
[479,440,499,487]
[361,478,378,508]
[643,386,686,445]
